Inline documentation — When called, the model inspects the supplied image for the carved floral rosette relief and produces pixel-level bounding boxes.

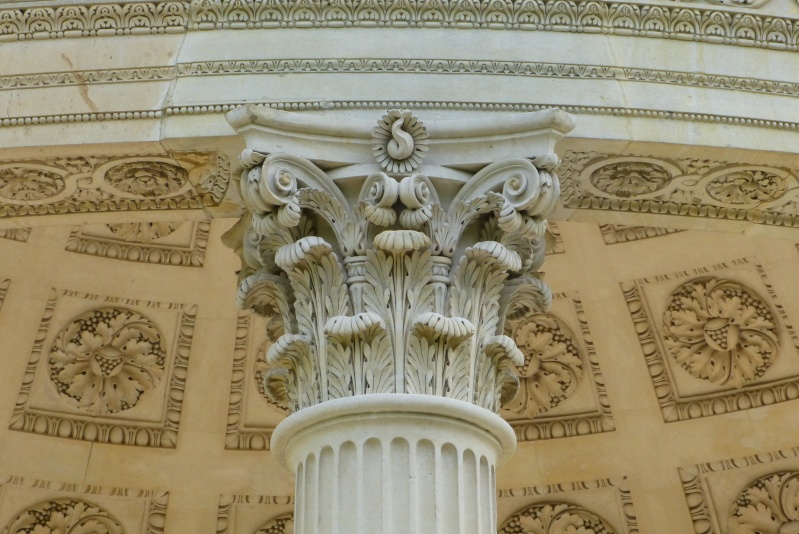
[729,472,799,534]
[48,307,165,415]
[663,277,780,388]
[231,110,564,414]
[502,313,582,417]
[0,475,167,534]
[9,290,196,448]
[560,152,799,229]
[499,502,615,534]
[623,258,799,423]
[0,153,229,218]
[499,293,613,441]
[1,499,123,534]
[679,449,799,534]
[498,478,637,534]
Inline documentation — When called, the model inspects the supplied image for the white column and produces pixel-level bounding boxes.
[227,106,575,534]
[272,395,515,534]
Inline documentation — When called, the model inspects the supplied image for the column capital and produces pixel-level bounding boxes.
[226,107,575,414]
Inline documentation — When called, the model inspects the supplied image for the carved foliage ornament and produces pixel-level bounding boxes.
[663,277,780,388]
[498,502,615,534]
[103,161,187,198]
[705,170,787,205]
[49,307,165,414]
[729,472,799,534]
[589,161,671,198]
[232,111,561,414]
[0,167,65,201]
[1,499,124,534]
[502,313,583,417]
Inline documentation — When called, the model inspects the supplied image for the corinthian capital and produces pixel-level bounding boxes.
[225,107,575,414]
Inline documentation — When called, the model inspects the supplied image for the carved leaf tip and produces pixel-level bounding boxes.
[324,313,386,342]
[466,241,522,272]
[373,230,430,253]
[275,236,334,270]
[484,335,525,367]
[413,313,475,347]
[266,334,311,366]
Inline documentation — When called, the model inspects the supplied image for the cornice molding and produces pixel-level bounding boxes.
[3,101,798,134]
[5,59,799,101]
[0,0,797,53]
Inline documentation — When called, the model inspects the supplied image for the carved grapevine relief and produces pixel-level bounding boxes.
[0,167,65,201]
[503,313,583,417]
[1,499,124,534]
[371,110,429,174]
[663,277,780,388]
[705,170,787,205]
[729,472,799,534]
[49,307,165,414]
[499,502,615,534]
[255,513,294,534]
[589,161,671,198]
[103,162,186,198]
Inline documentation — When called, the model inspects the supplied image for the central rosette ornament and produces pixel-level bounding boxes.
[228,110,563,414]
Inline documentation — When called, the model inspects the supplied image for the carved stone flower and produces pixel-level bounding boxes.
[2,499,123,534]
[729,472,799,534]
[663,277,780,388]
[502,314,583,417]
[104,161,186,198]
[706,170,787,204]
[498,502,614,534]
[0,167,65,201]
[371,109,429,174]
[589,161,671,198]
[49,308,165,414]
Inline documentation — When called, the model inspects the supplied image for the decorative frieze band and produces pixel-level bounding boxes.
[0,153,230,218]
[9,59,799,101]
[561,151,799,229]
[2,0,796,53]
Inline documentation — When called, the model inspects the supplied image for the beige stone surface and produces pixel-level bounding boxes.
[0,217,794,533]
[0,1,798,531]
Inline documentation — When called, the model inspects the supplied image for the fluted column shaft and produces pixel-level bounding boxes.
[272,395,515,534]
